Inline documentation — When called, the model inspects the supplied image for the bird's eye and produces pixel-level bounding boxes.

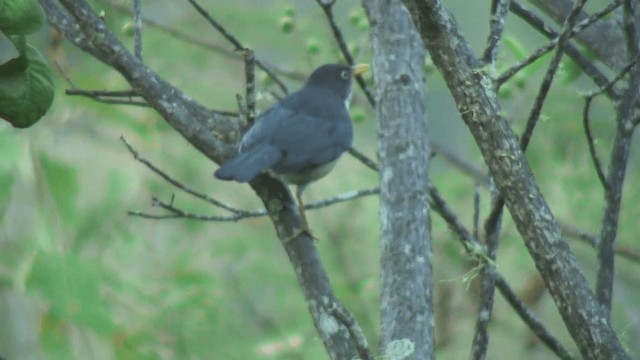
[340,70,350,79]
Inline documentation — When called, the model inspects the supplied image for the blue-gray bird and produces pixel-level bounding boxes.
[214,63,369,238]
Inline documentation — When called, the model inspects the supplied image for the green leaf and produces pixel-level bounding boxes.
[27,253,116,335]
[39,154,79,227]
[502,34,528,61]
[0,0,44,35]
[560,58,582,84]
[0,36,55,128]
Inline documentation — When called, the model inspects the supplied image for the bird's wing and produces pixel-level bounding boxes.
[239,105,290,152]
[269,95,353,173]
[234,89,353,175]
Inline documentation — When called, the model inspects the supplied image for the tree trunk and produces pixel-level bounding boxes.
[364,0,434,358]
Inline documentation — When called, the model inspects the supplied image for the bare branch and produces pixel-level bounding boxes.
[483,0,512,64]
[595,0,640,318]
[502,1,623,96]
[579,55,640,191]
[520,0,587,151]
[63,88,148,106]
[130,185,379,221]
[185,0,289,95]
[133,0,142,60]
[582,96,609,190]
[100,0,307,83]
[120,135,248,213]
[495,276,577,360]
[129,196,264,221]
[401,0,630,357]
[432,142,491,185]
[242,48,257,125]
[429,186,575,359]
[315,0,376,106]
[528,0,627,71]
[471,3,587,355]
[347,147,378,172]
[472,187,481,242]
[328,303,375,360]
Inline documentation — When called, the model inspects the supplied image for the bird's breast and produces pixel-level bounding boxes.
[280,160,339,186]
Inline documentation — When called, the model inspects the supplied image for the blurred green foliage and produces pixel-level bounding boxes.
[0,0,638,359]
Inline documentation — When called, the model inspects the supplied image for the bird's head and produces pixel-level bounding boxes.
[304,63,369,103]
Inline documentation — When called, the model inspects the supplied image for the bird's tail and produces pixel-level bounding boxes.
[214,145,281,183]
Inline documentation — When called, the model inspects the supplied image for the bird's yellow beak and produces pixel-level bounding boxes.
[352,63,370,76]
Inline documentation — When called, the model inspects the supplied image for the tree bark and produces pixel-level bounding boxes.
[363,1,434,359]
[39,1,365,358]
[528,0,627,71]
[400,1,630,359]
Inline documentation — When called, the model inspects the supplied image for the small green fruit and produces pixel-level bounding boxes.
[122,22,135,37]
[306,38,321,56]
[279,16,294,34]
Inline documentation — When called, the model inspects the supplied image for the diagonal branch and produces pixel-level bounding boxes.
[41,1,367,358]
[472,2,587,357]
[595,0,640,318]
[428,186,575,360]
[482,0,512,64]
[315,0,376,105]
[528,0,627,71]
[185,0,289,95]
[503,1,622,97]
[400,0,630,358]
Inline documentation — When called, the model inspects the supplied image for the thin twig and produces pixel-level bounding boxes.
[431,142,491,185]
[470,5,588,352]
[585,54,640,98]
[64,88,149,106]
[471,179,503,359]
[133,0,142,60]
[520,0,588,151]
[315,0,376,106]
[471,195,504,360]
[121,137,379,221]
[561,223,640,265]
[582,96,609,190]
[329,302,375,360]
[495,275,577,360]
[243,48,257,125]
[120,135,247,214]
[503,1,623,95]
[67,89,140,97]
[473,187,481,242]
[185,0,289,95]
[470,5,586,355]
[429,186,477,250]
[347,147,378,172]
[428,186,574,359]
[100,0,308,82]
[129,187,380,221]
[482,0,512,64]
[54,60,77,87]
[129,196,264,221]
[304,187,379,210]
[595,0,640,318]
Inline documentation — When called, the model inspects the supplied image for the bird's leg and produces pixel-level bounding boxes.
[284,185,317,242]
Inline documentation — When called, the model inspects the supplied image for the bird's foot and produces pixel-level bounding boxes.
[283,226,319,243]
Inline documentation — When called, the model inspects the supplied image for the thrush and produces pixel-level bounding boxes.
[214,63,369,239]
